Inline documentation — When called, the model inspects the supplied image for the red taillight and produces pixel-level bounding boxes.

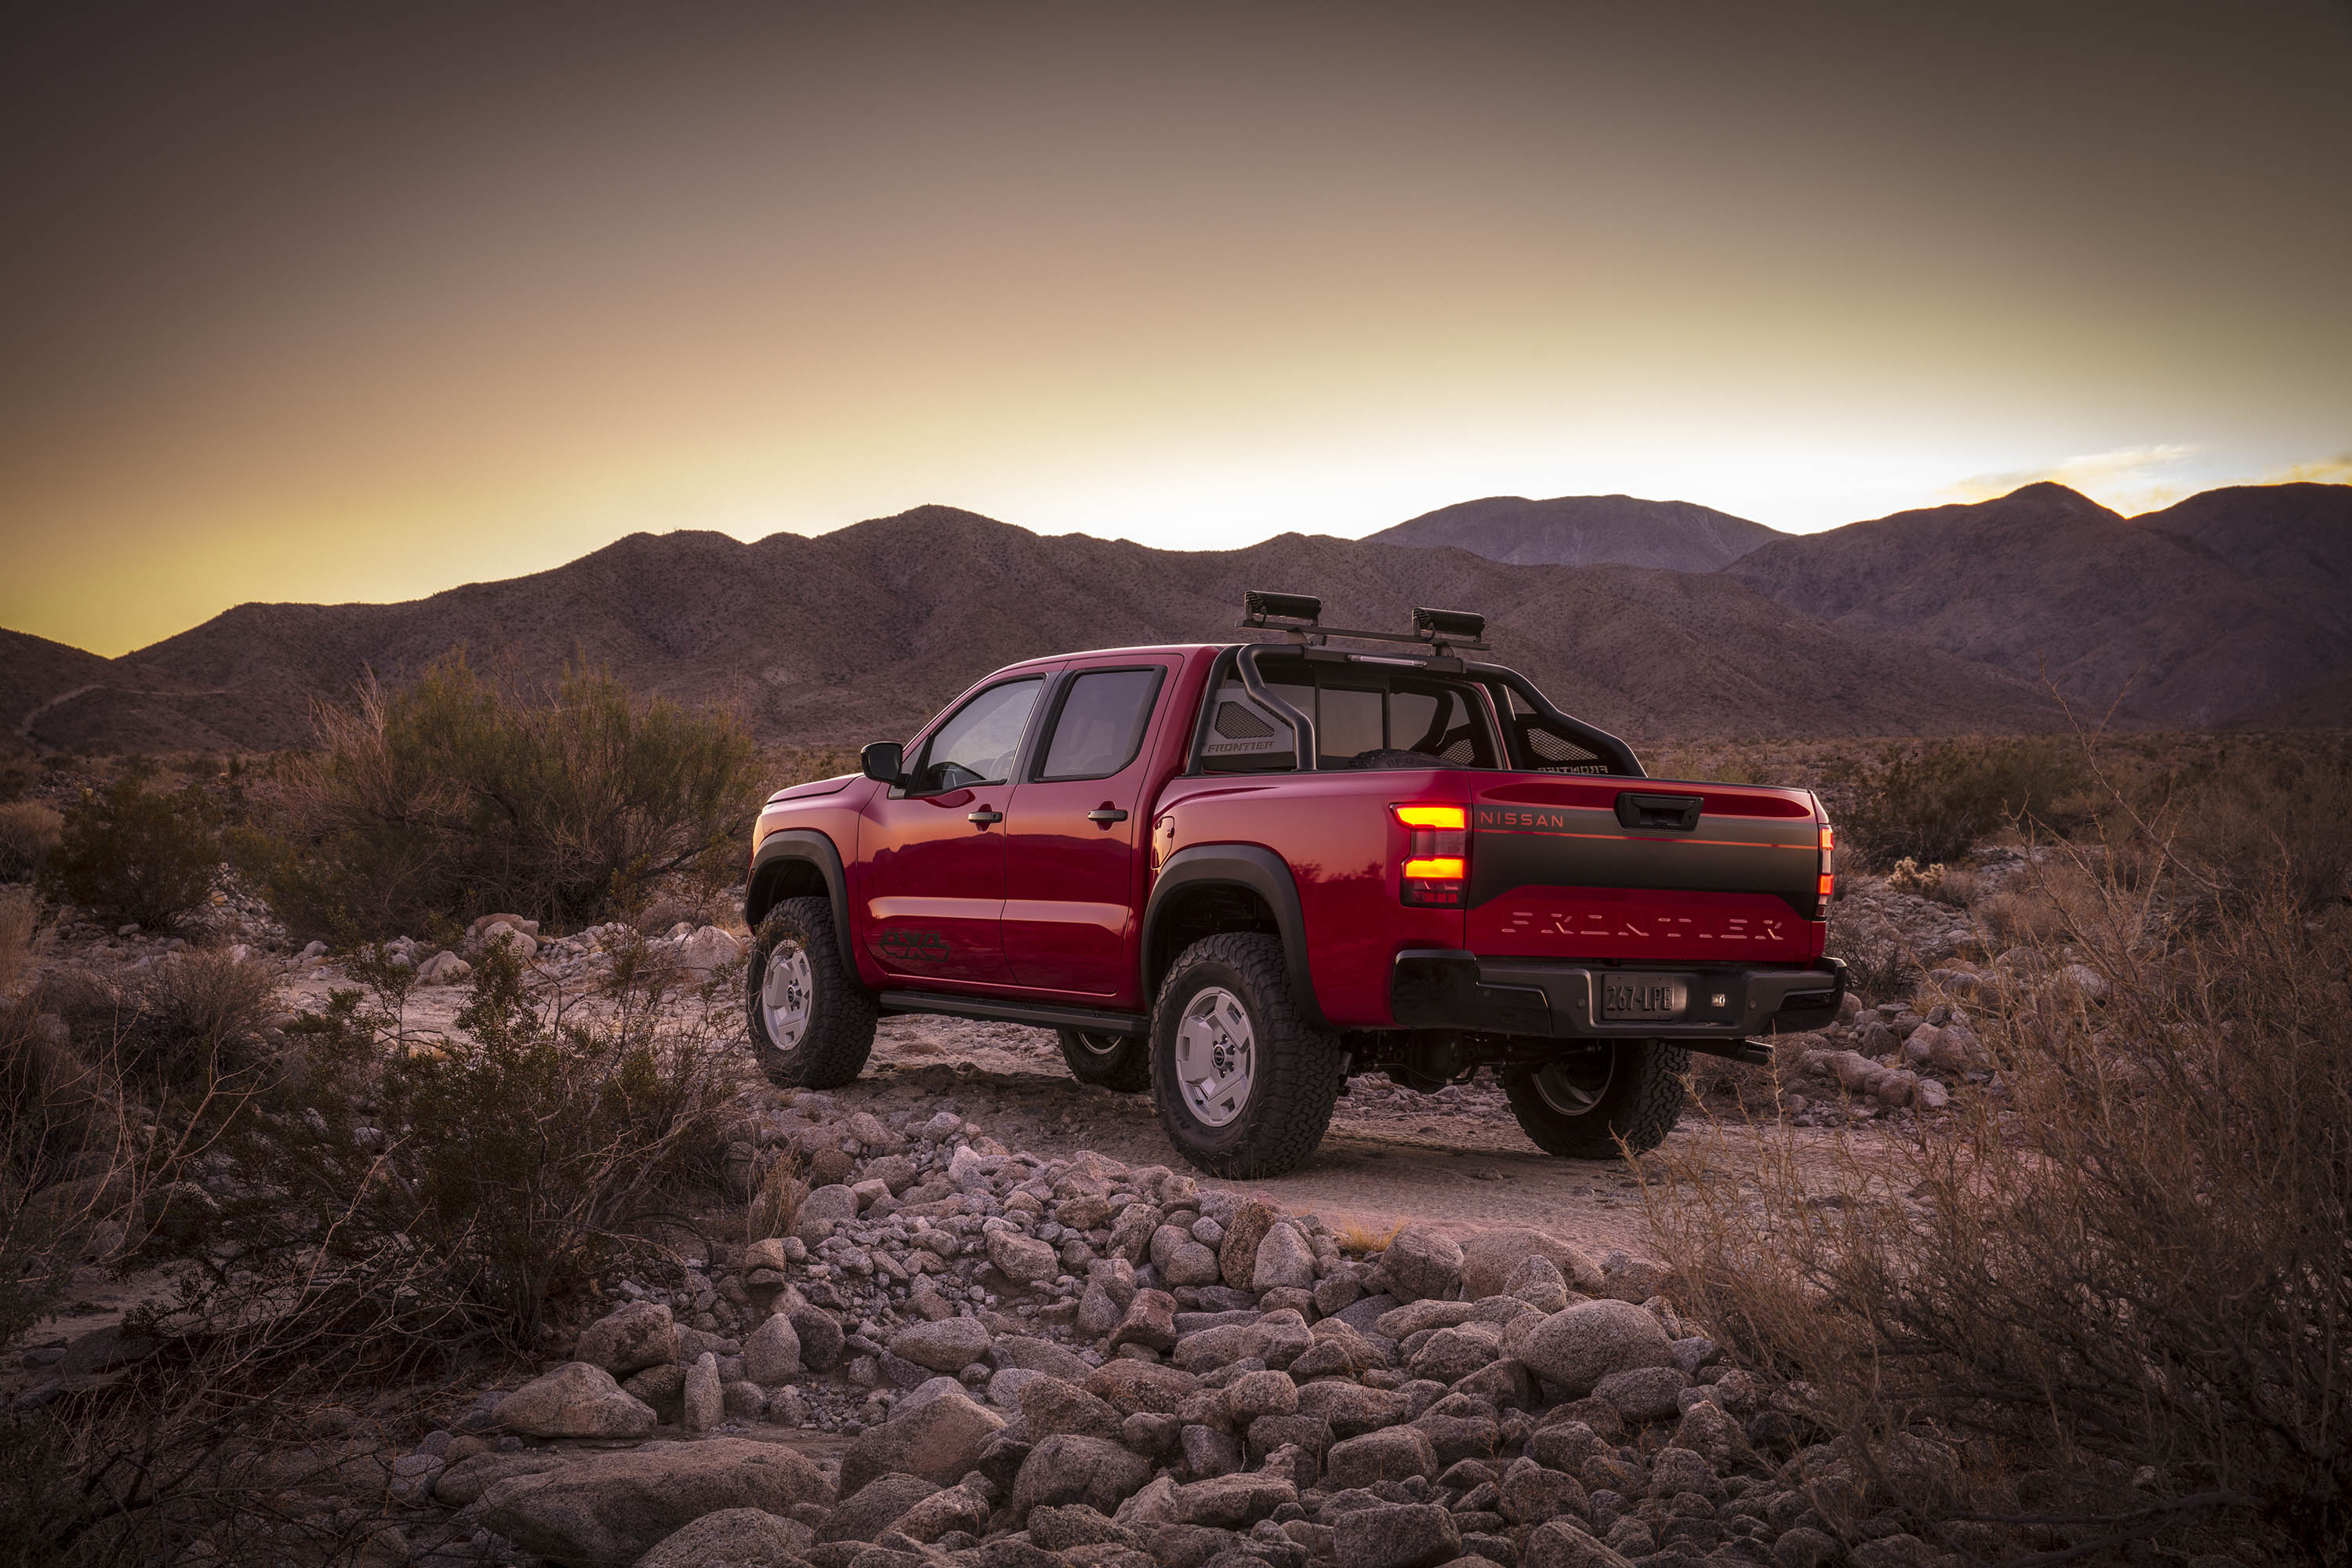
[1396,804,1468,907]
[1817,822,1835,918]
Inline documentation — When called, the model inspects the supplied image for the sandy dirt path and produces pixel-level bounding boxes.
[823,1013,1882,1255]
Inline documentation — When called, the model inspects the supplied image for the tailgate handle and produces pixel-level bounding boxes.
[1616,792,1703,832]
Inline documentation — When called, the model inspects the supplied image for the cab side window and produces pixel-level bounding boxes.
[913,678,1043,791]
[1037,668,1165,781]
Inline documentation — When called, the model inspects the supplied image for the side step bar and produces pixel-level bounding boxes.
[877,990,1150,1036]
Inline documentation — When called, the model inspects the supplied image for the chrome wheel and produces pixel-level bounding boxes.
[1069,1031,1123,1058]
[760,940,814,1051]
[1174,985,1255,1128]
[1534,1049,1617,1116]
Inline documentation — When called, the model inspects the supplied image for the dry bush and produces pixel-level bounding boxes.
[38,773,223,931]
[1646,786,2352,1563]
[37,948,281,1100]
[1335,1218,1403,1255]
[2,942,750,1563]
[1828,738,2089,869]
[0,884,34,994]
[244,652,760,940]
[746,1145,810,1243]
[174,939,744,1358]
[0,799,64,880]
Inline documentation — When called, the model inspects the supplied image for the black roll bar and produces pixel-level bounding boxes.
[1465,662,1645,778]
[1235,643,1316,770]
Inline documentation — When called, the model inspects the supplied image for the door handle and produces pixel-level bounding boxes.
[1086,808,1129,825]
[967,808,1003,827]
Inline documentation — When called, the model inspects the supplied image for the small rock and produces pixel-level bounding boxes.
[1371,1226,1464,1303]
[1592,1365,1686,1423]
[574,1301,680,1375]
[817,1472,942,1544]
[492,1363,656,1439]
[742,1312,803,1384]
[839,1385,1007,1495]
[1250,1224,1319,1292]
[989,1229,1062,1286]
[682,1352,722,1432]
[471,1438,829,1568]
[1512,1300,1675,1396]
[1334,1501,1461,1568]
[1458,1227,1599,1298]
[1011,1434,1155,1523]
[1323,1426,1439,1490]
[1524,1518,1639,1568]
[635,1507,811,1568]
[891,1316,993,1373]
[1218,1202,1279,1290]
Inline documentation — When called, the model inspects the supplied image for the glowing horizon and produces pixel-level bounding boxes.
[3,2,2347,657]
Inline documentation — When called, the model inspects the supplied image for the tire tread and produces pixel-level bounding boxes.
[747,896,877,1090]
[1504,1041,1689,1158]
[1151,932,1342,1178]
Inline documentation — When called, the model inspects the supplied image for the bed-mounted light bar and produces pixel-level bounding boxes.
[1236,590,1490,653]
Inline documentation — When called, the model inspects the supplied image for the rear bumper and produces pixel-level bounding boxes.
[1390,949,1845,1038]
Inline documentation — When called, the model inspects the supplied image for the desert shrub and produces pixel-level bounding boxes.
[0,996,127,1352]
[0,885,34,994]
[0,800,63,880]
[180,938,743,1357]
[2136,743,2352,922]
[1648,837,2350,1561]
[745,1145,809,1244]
[38,774,222,930]
[248,652,760,940]
[1828,738,2088,869]
[35,949,281,1101]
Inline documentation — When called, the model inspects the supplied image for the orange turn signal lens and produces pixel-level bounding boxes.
[1403,857,1467,880]
[1395,804,1465,829]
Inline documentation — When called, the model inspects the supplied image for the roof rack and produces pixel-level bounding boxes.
[1238,590,1489,655]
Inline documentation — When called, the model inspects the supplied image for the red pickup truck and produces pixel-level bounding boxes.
[744,592,1842,1177]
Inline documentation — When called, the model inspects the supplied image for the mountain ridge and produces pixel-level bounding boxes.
[1367,493,1784,572]
[8,482,2347,755]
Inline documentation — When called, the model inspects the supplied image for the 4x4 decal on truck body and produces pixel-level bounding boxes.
[877,927,952,962]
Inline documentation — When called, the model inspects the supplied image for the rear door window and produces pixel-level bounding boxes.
[1036,667,1166,781]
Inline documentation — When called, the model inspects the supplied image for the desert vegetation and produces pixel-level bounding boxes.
[2,698,2346,1567]
[38,771,224,933]
[241,652,760,940]
[1650,732,2352,1564]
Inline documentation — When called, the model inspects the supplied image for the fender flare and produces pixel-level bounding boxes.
[745,829,863,991]
[1142,843,1327,1027]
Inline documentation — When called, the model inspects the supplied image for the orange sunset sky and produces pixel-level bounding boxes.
[3,1,2348,656]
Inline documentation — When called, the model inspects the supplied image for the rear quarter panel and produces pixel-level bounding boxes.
[1152,771,1467,1026]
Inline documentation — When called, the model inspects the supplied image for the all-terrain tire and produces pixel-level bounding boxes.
[746,896,877,1090]
[1503,1040,1689,1157]
[1058,1029,1152,1093]
[1149,932,1343,1178]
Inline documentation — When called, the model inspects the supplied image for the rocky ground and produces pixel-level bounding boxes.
[5,858,2111,1568]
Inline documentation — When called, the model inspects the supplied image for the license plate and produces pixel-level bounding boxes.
[1600,975,1686,1021]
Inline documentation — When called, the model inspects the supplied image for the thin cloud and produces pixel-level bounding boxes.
[2270,452,2352,485]
[1943,444,2201,513]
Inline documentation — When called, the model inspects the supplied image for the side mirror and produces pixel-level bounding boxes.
[860,741,905,785]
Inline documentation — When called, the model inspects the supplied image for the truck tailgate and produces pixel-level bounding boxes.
[1467,776,1824,962]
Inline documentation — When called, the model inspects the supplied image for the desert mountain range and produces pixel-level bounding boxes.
[4,482,2346,755]
[1370,494,1786,572]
